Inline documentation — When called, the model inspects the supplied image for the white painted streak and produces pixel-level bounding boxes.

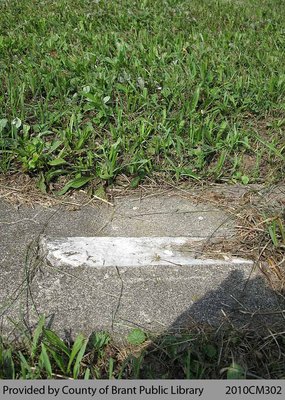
[40,236,253,269]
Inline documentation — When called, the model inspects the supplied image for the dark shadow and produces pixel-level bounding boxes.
[118,270,285,379]
[166,270,284,333]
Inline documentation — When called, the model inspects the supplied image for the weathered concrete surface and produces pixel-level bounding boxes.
[32,256,273,337]
[0,189,284,340]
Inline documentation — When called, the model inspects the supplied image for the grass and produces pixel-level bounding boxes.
[0,0,284,193]
[1,316,285,379]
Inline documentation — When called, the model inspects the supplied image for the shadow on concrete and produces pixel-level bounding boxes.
[166,269,284,333]
[123,270,285,379]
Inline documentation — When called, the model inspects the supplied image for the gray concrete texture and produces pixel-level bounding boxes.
[0,189,284,341]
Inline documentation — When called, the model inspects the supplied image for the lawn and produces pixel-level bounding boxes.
[0,0,284,193]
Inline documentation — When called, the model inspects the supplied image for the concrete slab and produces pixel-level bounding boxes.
[0,189,284,340]
[32,245,279,339]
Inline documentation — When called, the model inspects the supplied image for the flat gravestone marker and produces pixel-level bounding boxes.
[1,191,282,340]
[33,235,280,339]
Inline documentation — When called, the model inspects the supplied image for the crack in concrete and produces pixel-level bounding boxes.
[118,209,223,218]
[112,266,124,332]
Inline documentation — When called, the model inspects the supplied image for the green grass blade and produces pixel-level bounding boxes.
[43,329,70,356]
[57,176,93,196]
[67,334,85,373]
[39,343,52,378]
[73,339,88,379]
[108,357,114,379]
[0,348,15,379]
[31,315,45,358]
[84,368,91,380]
